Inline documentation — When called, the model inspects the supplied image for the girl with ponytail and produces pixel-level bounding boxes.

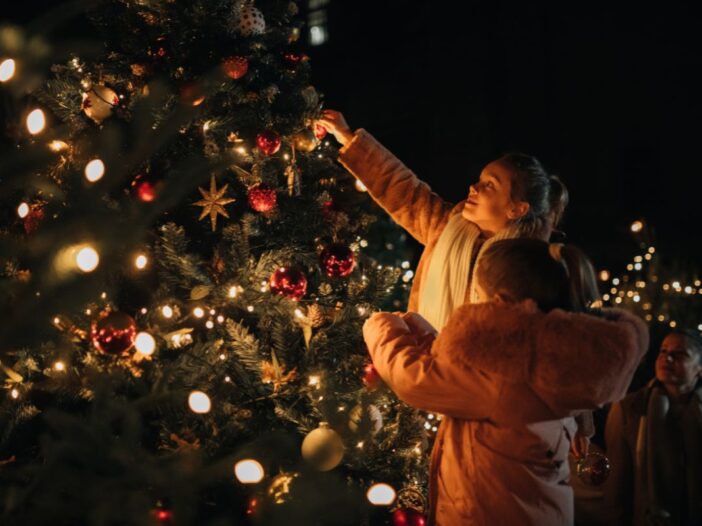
[318,110,569,331]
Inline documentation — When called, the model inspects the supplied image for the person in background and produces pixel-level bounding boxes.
[603,329,702,525]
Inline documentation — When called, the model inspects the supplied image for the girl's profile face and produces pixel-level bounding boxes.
[462,160,528,235]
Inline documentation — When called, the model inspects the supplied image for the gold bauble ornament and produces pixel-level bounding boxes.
[301,422,344,471]
[293,129,318,152]
[81,85,119,124]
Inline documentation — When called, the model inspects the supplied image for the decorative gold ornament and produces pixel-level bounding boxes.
[193,175,237,231]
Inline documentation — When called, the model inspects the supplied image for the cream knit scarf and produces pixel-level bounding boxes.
[417,213,519,330]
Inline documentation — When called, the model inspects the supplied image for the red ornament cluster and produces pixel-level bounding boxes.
[90,311,137,355]
[256,130,281,156]
[269,267,307,301]
[248,184,277,212]
[392,508,427,526]
[222,55,249,79]
[320,243,356,278]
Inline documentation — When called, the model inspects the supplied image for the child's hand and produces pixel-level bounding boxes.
[570,431,590,460]
[401,312,438,338]
[317,110,355,146]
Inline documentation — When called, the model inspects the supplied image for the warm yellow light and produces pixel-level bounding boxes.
[355,180,368,192]
[193,307,205,318]
[205,320,214,329]
[630,220,644,233]
[17,202,30,218]
[161,305,173,318]
[84,159,105,182]
[10,388,19,399]
[670,321,677,328]
[228,286,238,298]
[26,109,46,134]
[54,361,65,372]
[135,332,156,356]
[188,390,211,413]
[366,483,396,506]
[75,245,99,272]
[308,375,321,387]
[234,459,265,484]
[134,254,148,270]
[48,140,69,152]
[0,58,16,82]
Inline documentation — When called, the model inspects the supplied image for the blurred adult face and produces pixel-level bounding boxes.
[462,160,529,236]
[655,333,702,389]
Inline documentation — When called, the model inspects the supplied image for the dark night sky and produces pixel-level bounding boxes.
[4,1,702,272]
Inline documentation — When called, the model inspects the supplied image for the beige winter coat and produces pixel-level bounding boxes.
[338,129,542,312]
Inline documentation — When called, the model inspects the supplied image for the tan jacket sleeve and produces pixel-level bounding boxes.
[338,129,454,245]
[362,312,501,419]
[602,402,634,524]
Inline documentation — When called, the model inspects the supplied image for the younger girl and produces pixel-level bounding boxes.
[362,239,648,526]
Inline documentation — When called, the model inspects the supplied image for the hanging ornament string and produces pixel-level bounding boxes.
[287,144,301,197]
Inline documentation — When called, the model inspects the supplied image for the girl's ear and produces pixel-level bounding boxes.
[507,201,530,220]
[493,291,515,304]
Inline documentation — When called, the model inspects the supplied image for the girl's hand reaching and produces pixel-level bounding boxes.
[317,109,355,146]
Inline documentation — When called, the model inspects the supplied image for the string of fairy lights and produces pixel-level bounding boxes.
[598,220,702,332]
[3,50,430,513]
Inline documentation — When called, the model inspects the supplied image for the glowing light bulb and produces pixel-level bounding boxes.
[205,320,214,329]
[188,390,211,413]
[75,246,99,272]
[84,159,105,182]
[161,305,173,318]
[630,220,643,233]
[54,361,65,372]
[135,332,156,356]
[10,388,19,399]
[134,254,148,269]
[0,58,16,82]
[234,459,265,484]
[193,307,205,318]
[228,286,238,298]
[26,109,46,134]
[48,140,69,152]
[366,483,396,506]
[308,375,321,387]
[17,202,30,218]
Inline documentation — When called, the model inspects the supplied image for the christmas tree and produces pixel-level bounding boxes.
[0,2,427,524]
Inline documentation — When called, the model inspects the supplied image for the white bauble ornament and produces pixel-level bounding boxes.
[81,85,119,123]
[301,422,344,471]
[349,404,383,435]
[236,5,266,37]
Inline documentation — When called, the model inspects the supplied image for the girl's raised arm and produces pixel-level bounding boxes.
[318,110,453,246]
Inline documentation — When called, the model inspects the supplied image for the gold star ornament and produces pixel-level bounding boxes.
[193,175,236,231]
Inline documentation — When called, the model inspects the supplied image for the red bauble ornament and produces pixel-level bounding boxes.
[152,508,174,526]
[91,311,137,355]
[130,172,162,202]
[222,55,249,79]
[392,508,427,526]
[576,452,611,486]
[269,267,307,301]
[248,184,277,212]
[320,243,356,278]
[22,207,44,234]
[256,130,281,156]
[314,123,327,140]
[362,363,383,390]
